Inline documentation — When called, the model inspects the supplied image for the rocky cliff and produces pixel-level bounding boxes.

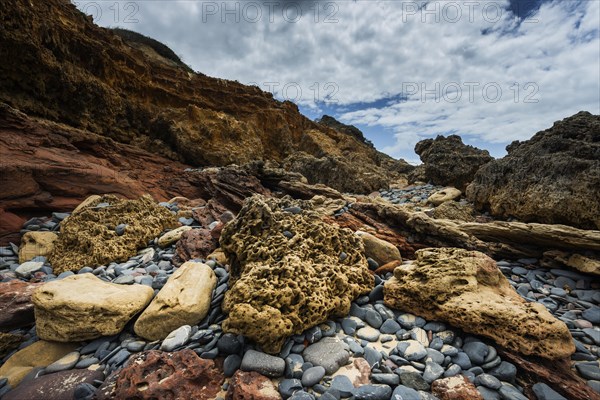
[0,0,410,203]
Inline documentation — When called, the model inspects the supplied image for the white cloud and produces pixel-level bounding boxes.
[83,0,600,160]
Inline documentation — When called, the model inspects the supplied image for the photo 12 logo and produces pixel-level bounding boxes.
[402,82,540,103]
[200,1,339,23]
[73,1,140,23]
[249,81,340,103]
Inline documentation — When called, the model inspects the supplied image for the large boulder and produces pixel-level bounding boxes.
[49,195,178,273]
[134,262,217,341]
[384,248,575,359]
[466,112,600,229]
[220,195,373,354]
[95,350,224,400]
[409,135,493,190]
[32,273,153,342]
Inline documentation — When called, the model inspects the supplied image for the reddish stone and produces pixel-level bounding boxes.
[3,369,103,400]
[373,260,402,276]
[226,370,281,400]
[431,375,484,400]
[95,350,224,400]
[192,199,231,227]
[0,208,24,246]
[0,280,42,330]
[174,228,218,265]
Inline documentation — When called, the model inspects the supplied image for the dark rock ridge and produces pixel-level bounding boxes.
[0,0,410,199]
[467,111,600,230]
[409,135,493,190]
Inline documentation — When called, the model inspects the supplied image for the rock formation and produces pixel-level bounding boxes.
[384,248,575,359]
[50,195,177,273]
[18,232,58,263]
[0,280,41,330]
[32,273,154,341]
[409,135,493,190]
[467,111,600,229]
[220,195,374,353]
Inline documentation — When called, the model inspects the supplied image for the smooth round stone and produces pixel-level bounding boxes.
[587,380,600,394]
[160,325,192,351]
[289,391,315,400]
[285,354,304,379]
[444,364,462,377]
[441,345,459,356]
[583,306,600,324]
[451,352,472,370]
[113,275,134,285]
[397,314,426,329]
[423,321,446,332]
[576,363,600,380]
[478,385,502,400]
[483,346,497,364]
[481,356,502,370]
[74,383,96,400]
[367,258,379,270]
[353,384,392,400]
[350,303,367,319]
[45,351,80,373]
[305,326,322,344]
[380,319,401,335]
[499,384,528,400]
[423,361,444,383]
[429,337,443,351]
[532,382,567,400]
[364,346,382,368]
[391,385,421,400]
[341,318,358,335]
[538,298,558,312]
[365,309,383,329]
[126,341,146,352]
[397,340,427,361]
[217,333,242,354]
[489,361,517,382]
[583,328,600,345]
[279,378,303,398]
[301,366,325,387]
[108,349,131,366]
[436,330,456,344]
[224,354,242,377]
[425,348,444,365]
[475,373,502,390]
[241,350,285,378]
[463,341,489,365]
[398,371,429,391]
[330,375,354,397]
[345,339,364,356]
[410,327,429,346]
[81,338,111,355]
[15,261,44,278]
[512,267,528,275]
[357,326,380,342]
[371,373,400,386]
[75,357,99,369]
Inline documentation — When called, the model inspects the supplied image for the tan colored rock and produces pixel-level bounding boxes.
[50,195,178,273]
[32,273,154,342]
[0,340,78,387]
[72,195,101,214]
[428,187,462,206]
[157,226,192,248]
[207,248,228,266]
[384,248,575,359]
[227,370,282,400]
[431,201,476,222]
[0,332,23,358]
[18,231,58,263]
[135,262,217,341]
[355,231,402,266]
[220,195,373,354]
[431,375,483,400]
[544,251,600,276]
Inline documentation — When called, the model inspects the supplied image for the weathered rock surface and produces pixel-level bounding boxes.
[49,195,177,273]
[409,135,493,190]
[0,332,23,358]
[220,195,373,354]
[227,370,282,400]
[157,226,192,248]
[18,232,58,263]
[430,201,476,222]
[135,262,217,340]
[543,251,600,276]
[431,375,483,400]
[354,231,402,266]
[95,350,224,400]
[2,369,104,400]
[32,273,153,342]
[384,248,575,359]
[427,188,462,206]
[467,111,600,229]
[0,340,78,387]
[0,280,42,330]
[174,228,219,265]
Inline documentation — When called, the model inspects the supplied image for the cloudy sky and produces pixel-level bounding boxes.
[77,0,600,163]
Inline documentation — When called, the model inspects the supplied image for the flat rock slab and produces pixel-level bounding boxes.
[2,369,103,400]
[0,280,42,330]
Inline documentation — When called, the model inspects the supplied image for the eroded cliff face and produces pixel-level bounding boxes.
[0,0,409,196]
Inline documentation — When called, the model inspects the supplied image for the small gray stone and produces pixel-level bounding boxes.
[397,340,427,361]
[423,361,444,383]
[113,275,134,285]
[576,363,600,380]
[365,309,383,329]
[371,373,400,386]
[341,318,358,335]
[241,349,285,378]
[15,261,44,278]
[160,325,192,351]
[451,352,472,370]
[477,385,501,400]
[353,384,392,400]
[330,375,354,397]
[279,378,303,398]
[45,351,80,373]
[475,373,502,390]
[489,361,517,382]
[364,346,382,368]
[380,319,401,334]
[301,366,326,387]
[499,384,528,400]
[357,326,380,342]
[217,333,242,354]
[532,382,567,400]
[224,354,241,377]
[583,306,600,324]
[463,341,489,365]
[303,337,349,375]
[391,385,420,400]
[75,357,99,369]
[126,341,146,352]
[444,364,462,377]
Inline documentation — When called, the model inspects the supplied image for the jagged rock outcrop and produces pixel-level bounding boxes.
[384,248,575,359]
[409,135,493,190]
[0,0,405,202]
[317,115,374,148]
[49,195,177,272]
[467,112,600,229]
[220,195,374,353]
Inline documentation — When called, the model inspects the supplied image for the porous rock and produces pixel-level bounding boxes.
[0,280,42,330]
[18,231,58,263]
[384,248,575,359]
[135,261,217,340]
[431,375,483,400]
[430,201,476,222]
[220,195,373,354]
[227,370,282,400]
[50,195,177,273]
[466,112,600,229]
[0,332,23,358]
[95,350,224,400]
[32,273,153,342]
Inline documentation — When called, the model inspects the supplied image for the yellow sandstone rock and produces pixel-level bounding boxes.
[157,226,193,248]
[355,231,402,266]
[18,231,58,263]
[427,187,462,206]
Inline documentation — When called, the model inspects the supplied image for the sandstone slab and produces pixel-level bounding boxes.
[221,195,373,354]
[95,350,224,399]
[0,340,78,387]
[0,280,42,330]
[384,248,575,359]
[32,273,153,342]
[18,231,58,263]
[135,261,217,341]
[355,231,402,266]
[2,368,103,400]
